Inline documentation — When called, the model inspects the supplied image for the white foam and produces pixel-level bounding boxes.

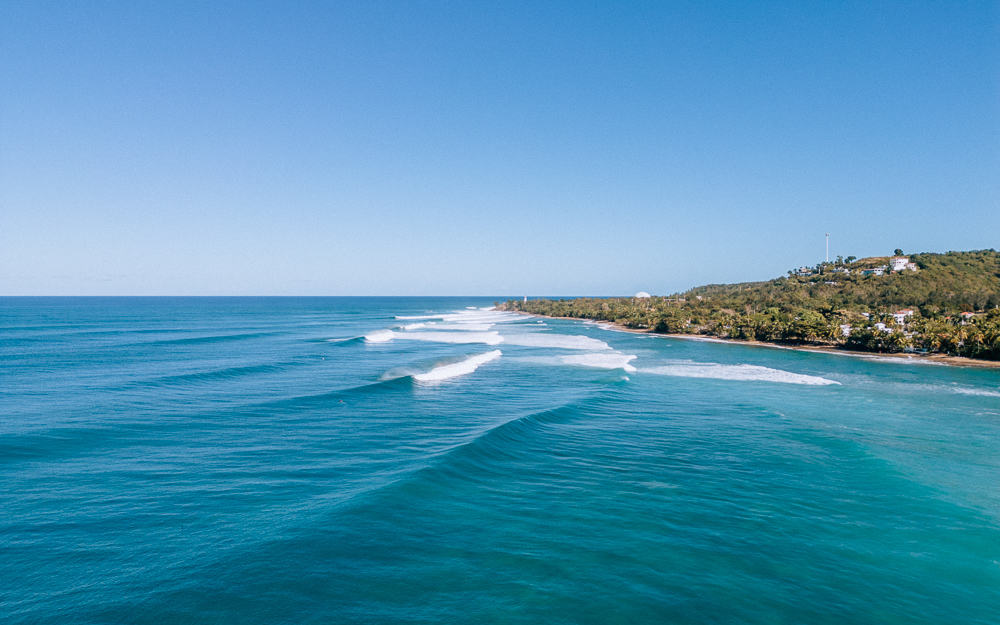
[402,323,427,330]
[561,352,637,372]
[364,330,395,343]
[952,387,1000,398]
[425,323,495,331]
[440,310,521,324]
[394,330,505,345]
[643,362,840,386]
[395,314,445,320]
[502,333,612,351]
[413,350,502,382]
[857,354,945,366]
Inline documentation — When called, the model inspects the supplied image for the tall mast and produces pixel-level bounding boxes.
[825,233,829,263]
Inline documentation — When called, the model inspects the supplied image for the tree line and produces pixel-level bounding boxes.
[500,250,1000,360]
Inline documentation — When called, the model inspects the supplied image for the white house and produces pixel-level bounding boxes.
[840,324,852,337]
[634,291,651,299]
[890,256,909,272]
[893,309,914,325]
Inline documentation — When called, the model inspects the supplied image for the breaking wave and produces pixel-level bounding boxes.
[366,330,503,345]
[643,361,840,386]
[501,333,612,351]
[364,330,396,343]
[561,353,637,372]
[413,350,503,383]
[365,328,605,349]
[425,323,495,331]
[951,387,1000,398]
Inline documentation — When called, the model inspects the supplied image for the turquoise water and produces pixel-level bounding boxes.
[2,297,999,624]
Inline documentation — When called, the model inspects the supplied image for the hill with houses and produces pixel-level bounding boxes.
[501,250,1000,361]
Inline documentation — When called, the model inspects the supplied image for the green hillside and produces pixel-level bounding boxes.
[501,250,1000,360]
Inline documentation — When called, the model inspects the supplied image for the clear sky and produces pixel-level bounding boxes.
[1,1,997,295]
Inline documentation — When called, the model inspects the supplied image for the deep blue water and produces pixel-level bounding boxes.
[2,297,999,624]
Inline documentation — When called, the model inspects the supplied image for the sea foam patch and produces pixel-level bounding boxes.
[413,350,502,382]
[501,333,612,351]
[425,323,495,331]
[561,353,637,372]
[951,386,1000,398]
[643,361,839,386]
[365,330,503,345]
[364,330,395,343]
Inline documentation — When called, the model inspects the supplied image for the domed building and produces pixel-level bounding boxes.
[634,291,651,298]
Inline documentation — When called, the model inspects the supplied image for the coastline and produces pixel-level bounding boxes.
[509,310,1000,369]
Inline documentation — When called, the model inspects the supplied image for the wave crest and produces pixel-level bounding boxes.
[561,353,637,372]
[413,350,503,383]
[643,361,839,386]
[502,333,611,351]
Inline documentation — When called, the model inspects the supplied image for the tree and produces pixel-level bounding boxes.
[894,248,904,256]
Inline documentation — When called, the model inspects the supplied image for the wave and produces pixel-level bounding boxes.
[401,323,427,330]
[122,363,288,389]
[561,352,637,372]
[412,350,503,383]
[365,330,504,345]
[440,310,521,324]
[951,387,1000,398]
[857,354,945,366]
[326,335,364,344]
[139,331,280,347]
[394,314,445,320]
[642,361,840,386]
[501,333,612,350]
[364,330,396,343]
[421,323,495,331]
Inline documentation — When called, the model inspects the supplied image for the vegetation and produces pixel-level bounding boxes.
[500,250,1000,361]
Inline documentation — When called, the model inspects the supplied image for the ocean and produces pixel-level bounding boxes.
[2,297,999,624]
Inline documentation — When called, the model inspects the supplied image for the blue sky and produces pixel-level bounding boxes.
[1,1,997,295]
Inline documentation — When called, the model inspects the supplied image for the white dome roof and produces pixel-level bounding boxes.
[634,291,651,298]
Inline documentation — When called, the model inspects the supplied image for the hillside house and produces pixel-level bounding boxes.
[889,257,918,272]
[893,309,914,324]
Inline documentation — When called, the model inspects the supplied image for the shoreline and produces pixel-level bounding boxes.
[509,310,1000,369]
